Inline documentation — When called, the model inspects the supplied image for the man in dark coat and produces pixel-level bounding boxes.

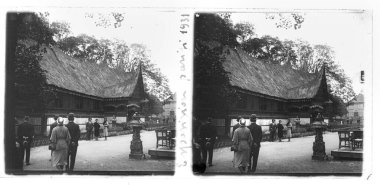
[85,118,93,140]
[269,119,277,142]
[49,115,59,161]
[199,117,217,167]
[66,113,80,171]
[247,114,262,173]
[17,116,34,166]
[192,116,206,173]
[277,120,284,142]
[93,119,100,140]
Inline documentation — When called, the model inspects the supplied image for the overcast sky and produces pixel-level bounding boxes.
[230,11,372,94]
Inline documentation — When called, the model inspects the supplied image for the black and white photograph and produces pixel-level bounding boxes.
[4,9,177,175]
[192,11,371,175]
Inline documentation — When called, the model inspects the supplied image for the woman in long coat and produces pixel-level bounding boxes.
[103,117,109,140]
[232,119,253,173]
[50,117,71,171]
[286,119,293,142]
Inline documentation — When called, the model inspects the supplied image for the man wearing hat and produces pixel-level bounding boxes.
[66,113,80,171]
[247,114,262,173]
[199,117,217,167]
[17,116,34,166]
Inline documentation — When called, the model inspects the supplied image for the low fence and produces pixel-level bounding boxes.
[214,129,315,149]
[30,125,168,148]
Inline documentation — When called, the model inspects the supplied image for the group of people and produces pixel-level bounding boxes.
[48,113,80,171]
[85,117,110,141]
[232,114,262,174]
[269,119,293,142]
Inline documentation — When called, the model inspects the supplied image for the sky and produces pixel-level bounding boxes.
[47,9,179,92]
[230,11,372,94]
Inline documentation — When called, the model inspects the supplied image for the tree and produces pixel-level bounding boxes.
[85,12,125,28]
[50,21,71,41]
[6,12,55,172]
[234,22,256,42]
[13,13,56,114]
[145,93,164,115]
[194,13,239,118]
[128,44,172,101]
[265,13,305,30]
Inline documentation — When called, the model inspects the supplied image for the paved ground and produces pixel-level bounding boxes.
[23,130,174,172]
[203,132,362,175]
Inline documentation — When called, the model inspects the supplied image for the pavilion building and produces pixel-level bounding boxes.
[196,47,331,137]
[15,46,147,136]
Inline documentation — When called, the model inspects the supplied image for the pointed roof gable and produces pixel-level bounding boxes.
[40,46,142,98]
[223,47,325,100]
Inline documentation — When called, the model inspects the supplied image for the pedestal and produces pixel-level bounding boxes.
[129,125,144,159]
[312,127,327,160]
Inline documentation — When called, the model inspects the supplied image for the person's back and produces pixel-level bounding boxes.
[200,122,217,142]
[199,119,217,167]
[247,114,261,173]
[17,117,34,165]
[65,113,80,171]
[66,121,80,145]
[248,123,262,147]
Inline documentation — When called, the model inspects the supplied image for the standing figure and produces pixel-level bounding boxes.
[50,117,71,171]
[247,114,262,173]
[17,116,34,166]
[199,117,217,167]
[286,119,293,142]
[232,118,253,174]
[65,113,80,171]
[192,116,206,173]
[232,116,242,138]
[93,119,100,141]
[269,119,277,142]
[103,117,109,140]
[112,115,117,125]
[49,115,59,161]
[277,120,284,142]
[85,118,93,140]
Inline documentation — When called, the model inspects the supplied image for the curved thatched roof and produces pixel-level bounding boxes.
[40,47,141,98]
[223,47,323,100]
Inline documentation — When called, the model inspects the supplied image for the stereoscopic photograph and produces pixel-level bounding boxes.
[192,11,371,175]
[4,9,177,175]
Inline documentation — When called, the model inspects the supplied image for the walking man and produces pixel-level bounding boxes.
[277,120,284,142]
[66,113,80,171]
[199,117,217,167]
[85,118,93,140]
[17,116,34,166]
[49,115,59,161]
[247,114,262,173]
[269,119,276,142]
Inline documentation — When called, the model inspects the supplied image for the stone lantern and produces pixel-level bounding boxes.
[129,119,144,159]
[310,105,328,160]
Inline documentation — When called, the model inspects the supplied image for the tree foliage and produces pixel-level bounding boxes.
[53,23,171,101]
[265,13,305,30]
[13,13,56,113]
[194,14,239,118]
